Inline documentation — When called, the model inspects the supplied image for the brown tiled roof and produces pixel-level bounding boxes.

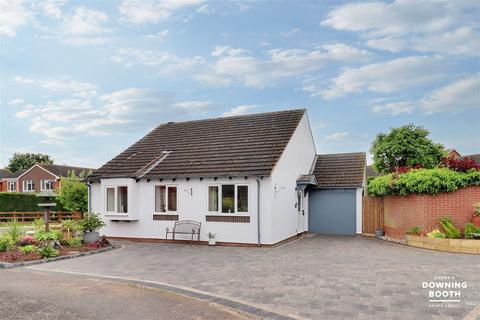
[366,165,380,178]
[0,169,15,179]
[89,109,306,180]
[313,152,366,188]
[38,164,94,177]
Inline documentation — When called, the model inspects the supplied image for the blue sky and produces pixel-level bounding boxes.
[1,0,479,168]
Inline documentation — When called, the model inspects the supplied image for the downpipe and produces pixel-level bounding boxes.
[256,178,261,246]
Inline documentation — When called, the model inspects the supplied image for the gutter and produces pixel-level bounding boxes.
[256,177,261,247]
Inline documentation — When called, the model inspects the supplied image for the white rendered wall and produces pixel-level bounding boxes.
[91,177,263,244]
[268,113,317,244]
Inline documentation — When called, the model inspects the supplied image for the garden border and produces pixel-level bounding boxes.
[0,244,120,269]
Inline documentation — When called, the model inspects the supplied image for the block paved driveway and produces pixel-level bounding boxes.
[29,235,479,320]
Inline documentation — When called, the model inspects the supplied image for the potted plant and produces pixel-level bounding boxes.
[79,213,106,244]
[472,203,480,227]
[208,232,216,246]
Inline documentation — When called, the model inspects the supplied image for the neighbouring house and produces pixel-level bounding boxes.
[0,169,17,192]
[366,165,380,180]
[2,164,93,193]
[88,109,366,245]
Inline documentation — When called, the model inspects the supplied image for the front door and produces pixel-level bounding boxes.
[297,190,305,233]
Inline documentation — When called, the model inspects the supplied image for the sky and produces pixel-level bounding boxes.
[0,0,479,169]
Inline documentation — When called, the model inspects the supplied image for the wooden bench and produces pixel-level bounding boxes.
[165,220,201,245]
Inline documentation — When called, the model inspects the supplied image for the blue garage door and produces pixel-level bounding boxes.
[309,188,356,235]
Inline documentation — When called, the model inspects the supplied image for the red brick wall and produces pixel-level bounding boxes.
[384,186,480,239]
[18,166,57,192]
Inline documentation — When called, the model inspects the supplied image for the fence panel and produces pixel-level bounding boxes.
[0,212,81,222]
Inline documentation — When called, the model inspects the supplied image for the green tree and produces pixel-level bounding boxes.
[371,125,444,174]
[57,172,88,213]
[7,152,53,173]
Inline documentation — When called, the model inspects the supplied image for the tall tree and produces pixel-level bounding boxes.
[6,153,53,173]
[371,125,444,174]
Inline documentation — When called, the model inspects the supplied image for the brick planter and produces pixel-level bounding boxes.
[405,235,480,254]
[384,186,480,239]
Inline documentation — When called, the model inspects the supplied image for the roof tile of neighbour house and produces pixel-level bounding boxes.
[37,164,93,177]
[366,165,380,178]
[463,153,480,164]
[0,169,16,179]
[313,152,366,188]
[89,109,306,180]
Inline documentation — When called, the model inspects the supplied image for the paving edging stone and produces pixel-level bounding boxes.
[0,245,119,269]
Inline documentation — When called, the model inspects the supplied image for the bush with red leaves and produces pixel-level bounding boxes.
[17,236,38,246]
[395,164,424,174]
[441,156,480,172]
[88,236,110,248]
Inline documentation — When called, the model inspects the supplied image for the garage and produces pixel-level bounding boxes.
[306,152,366,236]
[309,188,356,235]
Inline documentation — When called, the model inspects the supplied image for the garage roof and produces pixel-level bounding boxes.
[313,152,366,188]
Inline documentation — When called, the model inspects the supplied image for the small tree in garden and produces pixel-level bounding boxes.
[371,124,444,174]
[57,172,89,213]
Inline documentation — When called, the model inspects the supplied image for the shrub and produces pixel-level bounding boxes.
[0,235,15,252]
[61,219,80,239]
[439,217,460,239]
[367,168,480,196]
[33,218,45,230]
[37,246,59,259]
[406,226,422,235]
[34,230,59,242]
[79,213,105,232]
[18,236,37,246]
[66,238,82,247]
[0,193,65,212]
[20,245,36,254]
[464,223,480,239]
[427,229,445,238]
[5,219,24,242]
[89,236,110,248]
[441,156,480,172]
[57,172,89,213]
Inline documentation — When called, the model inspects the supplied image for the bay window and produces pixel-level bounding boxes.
[208,184,249,214]
[155,185,177,213]
[105,186,128,214]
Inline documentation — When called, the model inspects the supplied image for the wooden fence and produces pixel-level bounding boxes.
[0,212,82,222]
[362,197,384,235]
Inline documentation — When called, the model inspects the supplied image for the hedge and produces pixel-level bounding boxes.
[367,168,480,197]
[0,193,66,212]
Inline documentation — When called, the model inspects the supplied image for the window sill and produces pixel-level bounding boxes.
[206,215,250,223]
[104,213,129,216]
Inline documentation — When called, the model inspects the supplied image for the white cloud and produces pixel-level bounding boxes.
[63,37,109,46]
[374,75,480,115]
[63,7,109,36]
[196,4,211,14]
[36,0,65,19]
[197,44,374,88]
[319,56,445,99]
[322,1,479,56]
[281,28,300,37]
[144,29,169,40]
[324,132,349,141]
[14,76,97,98]
[0,0,32,37]
[15,87,220,141]
[223,105,258,117]
[119,0,204,25]
[111,48,205,74]
[7,98,25,106]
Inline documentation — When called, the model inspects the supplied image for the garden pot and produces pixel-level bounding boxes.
[472,215,480,227]
[208,238,216,246]
[375,229,384,237]
[83,231,100,244]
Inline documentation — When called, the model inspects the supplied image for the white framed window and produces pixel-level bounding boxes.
[40,179,54,191]
[23,180,35,192]
[7,181,16,192]
[105,186,128,214]
[155,185,177,213]
[207,184,249,214]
